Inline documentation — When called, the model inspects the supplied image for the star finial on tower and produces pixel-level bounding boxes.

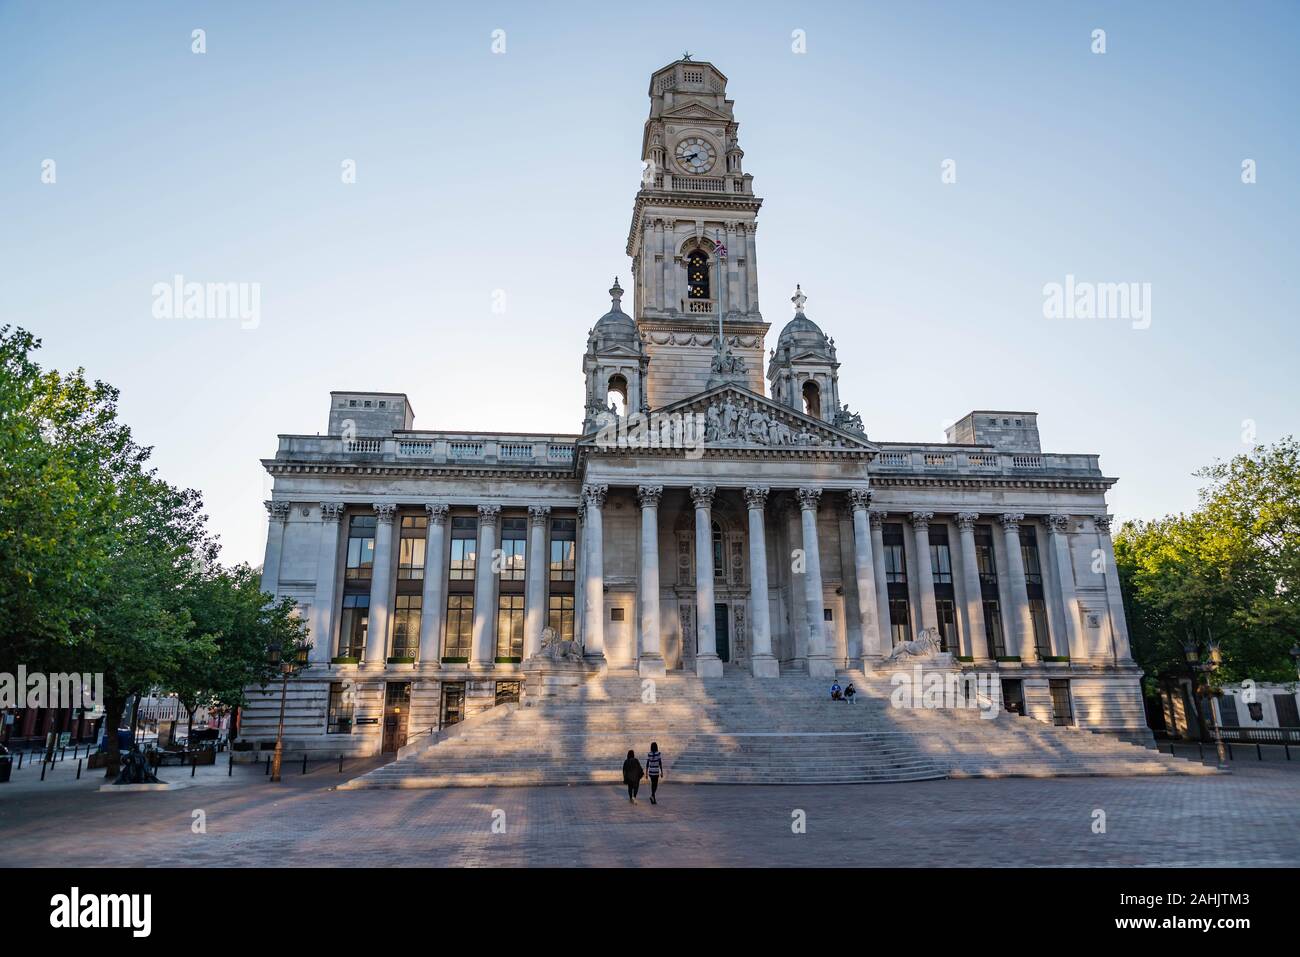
[681,51,693,61]
[791,284,808,315]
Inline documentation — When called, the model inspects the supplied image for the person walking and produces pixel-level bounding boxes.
[644,741,665,804]
[622,749,644,804]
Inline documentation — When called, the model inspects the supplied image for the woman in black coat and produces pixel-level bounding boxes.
[622,749,644,804]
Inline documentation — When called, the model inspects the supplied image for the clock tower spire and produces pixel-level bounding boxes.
[626,58,768,409]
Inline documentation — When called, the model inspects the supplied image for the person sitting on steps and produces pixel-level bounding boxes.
[844,681,857,704]
[830,681,843,701]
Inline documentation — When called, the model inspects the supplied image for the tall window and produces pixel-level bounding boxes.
[548,595,575,641]
[930,541,953,584]
[398,515,427,580]
[1029,598,1052,657]
[499,518,526,581]
[983,599,1006,657]
[1021,529,1044,586]
[712,522,725,580]
[884,543,907,584]
[550,519,576,581]
[935,598,959,653]
[345,516,376,580]
[391,595,421,659]
[889,597,911,647]
[449,517,477,581]
[802,380,821,419]
[337,594,369,658]
[496,595,525,660]
[327,683,354,734]
[686,249,710,299]
[444,595,474,660]
[974,526,998,585]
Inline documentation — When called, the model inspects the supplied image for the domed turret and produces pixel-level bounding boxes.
[589,278,638,349]
[766,285,842,423]
[582,278,648,432]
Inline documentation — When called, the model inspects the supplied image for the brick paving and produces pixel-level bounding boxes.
[2,761,1297,867]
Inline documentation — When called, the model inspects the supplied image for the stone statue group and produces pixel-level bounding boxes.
[704,398,821,447]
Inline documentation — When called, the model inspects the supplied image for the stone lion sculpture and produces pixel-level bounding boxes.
[539,627,584,662]
[884,627,942,662]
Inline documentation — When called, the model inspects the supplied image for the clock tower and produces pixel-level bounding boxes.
[627,58,769,408]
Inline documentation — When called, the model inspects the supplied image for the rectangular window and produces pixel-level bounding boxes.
[444,594,474,660]
[610,606,625,621]
[391,594,421,659]
[337,594,369,658]
[1049,679,1074,727]
[327,682,353,734]
[345,515,376,581]
[1029,598,1052,657]
[548,595,575,641]
[1275,693,1300,728]
[930,543,953,584]
[983,599,1006,657]
[549,519,576,581]
[496,594,525,660]
[1021,528,1044,587]
[884,544,907,584]
[889,597,911,647]
[495,681,522,705]
[974,526,998,585]
[398,515,427,580]
[935,598,959,653]
[449,517,477,581]
[499,517,527,581]
[1217,696,1240,728]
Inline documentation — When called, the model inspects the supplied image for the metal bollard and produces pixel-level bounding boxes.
[265,755,270,775]
[40,762,46,781]
[1257,743,1263,761]
[338,754,343,774]
[1285,743,1291,761]
[77,759,82,780]
[61,747,66,762]
[16,753,22,770]
[1227,741,1233,760]
[192,755,197,777]
[228,753,234,776]
[302,754,307,775]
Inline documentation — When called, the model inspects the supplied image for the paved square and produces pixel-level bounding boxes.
[2,760,1297,867]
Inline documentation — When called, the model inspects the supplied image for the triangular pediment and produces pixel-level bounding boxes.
[661,102,730,123]
[580,383,875,456]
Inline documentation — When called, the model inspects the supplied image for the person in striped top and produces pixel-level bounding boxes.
[645,741,664,804]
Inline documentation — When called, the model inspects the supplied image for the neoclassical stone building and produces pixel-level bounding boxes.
[244,58,1144,756]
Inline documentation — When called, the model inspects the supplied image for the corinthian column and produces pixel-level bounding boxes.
[636,486,665,676]
[1046,515,1083,660]
[847,488,883,666]
[365,504,398,666]
[955,513,989,660]
[582,484,608,662]
[260,501,291,595]
[523,506,550,661]
[470,504,500,670]
[744,486,778,677]
[418,504,449,667]
[869,511,893,652]
[1000,513,1035,661]
[691,484,722,677]
[309,503,345,664]
[1094,514,1134,662]
[798,487,835,677]
[910,511,938,634]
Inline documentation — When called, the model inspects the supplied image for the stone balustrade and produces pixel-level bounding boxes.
[274,433,578,468]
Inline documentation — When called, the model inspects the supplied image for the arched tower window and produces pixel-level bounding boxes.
[606,374,628,416]
[802,380,822,419]
[686,250,710,300]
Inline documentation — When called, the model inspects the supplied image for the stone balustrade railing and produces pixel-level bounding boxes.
[275,433,578,468]
[870,447,1100,477]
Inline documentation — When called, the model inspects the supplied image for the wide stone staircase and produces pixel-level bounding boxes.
[340,669,1219,789]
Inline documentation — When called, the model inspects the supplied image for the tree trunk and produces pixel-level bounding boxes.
[102,694,125,778]
[186,704,195,745]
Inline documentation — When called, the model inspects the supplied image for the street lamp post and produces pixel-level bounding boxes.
[268,640,309,783]
[1183,636,1228,769]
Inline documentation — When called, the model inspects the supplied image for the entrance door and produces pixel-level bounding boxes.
[441,683,465,729]
[715,603,730,663]
[381,682,410,753]
[1001,679,1024,716]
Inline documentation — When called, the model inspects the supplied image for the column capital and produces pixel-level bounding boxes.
[319,502,345,523]
[690,484,717,509]
[425,503,450,525]
[636,485,664,508]
[1046,514,1072,535]
[909,510,935,529]
[846,487,872,511]
[528,505,552,527]
[954,511,980,530]
[1000,512,1025,530]
[582,483,609,509]
[796,486,822,510]
[265,500,291,523]
[1094,513,1114,534]
[868,509,887,529]
[743,485,770,510]
[476,504,501,527]
[372,503,397,525]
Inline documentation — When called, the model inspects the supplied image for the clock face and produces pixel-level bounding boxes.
[675,136,716,174]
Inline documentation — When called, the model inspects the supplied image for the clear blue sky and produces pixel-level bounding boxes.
[2,1,1296,568]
